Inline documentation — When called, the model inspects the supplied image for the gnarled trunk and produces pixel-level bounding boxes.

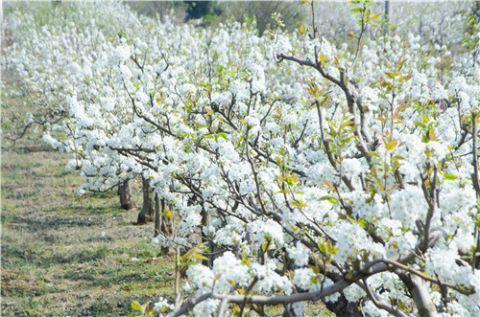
[137,177,154,224]
[118,180,134,210]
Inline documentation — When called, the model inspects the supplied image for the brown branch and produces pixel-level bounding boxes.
[361,279,409,317]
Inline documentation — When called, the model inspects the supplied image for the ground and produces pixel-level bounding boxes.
[1,148,176,316]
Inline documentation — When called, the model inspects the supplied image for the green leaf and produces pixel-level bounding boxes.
[242,256,251,266]
[131,300,143,312]
[444,173,457,181]
[320,196,339,205]
[217,132,227,140]
[292,200,307,209]
[297,24,306,35]
[357,218,368,228]
[385,139,397,151]
[192,253,208,261]
[284,173,298,186]
[261,242,269,252]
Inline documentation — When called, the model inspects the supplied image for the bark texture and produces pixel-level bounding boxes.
[118,180,134,210]
[154,194,170,254]
[325,296,363,317]
[410,275,438,317]
[400,273,438,317]
[137,177,154,224]
[201,205,213,267]
[154,193,161,236]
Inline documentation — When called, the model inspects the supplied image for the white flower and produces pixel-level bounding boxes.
[68,62,82,77]
[341,158,363,179]
[390,185,428,228]
[113,44,131,63]
[153,297,174,314]
[293,268,320,292]
[248,219,284,249]
[245,115,261,134]
[287,242,310,267]
[42,134,61,149]
[119,64,132,79]
[343,283,366,302]
[187,264,214,291]
[275,34,292,54]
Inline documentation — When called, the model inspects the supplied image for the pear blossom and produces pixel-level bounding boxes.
[5,2,480,316]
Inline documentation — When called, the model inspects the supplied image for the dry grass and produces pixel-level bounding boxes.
[1,149,176,316]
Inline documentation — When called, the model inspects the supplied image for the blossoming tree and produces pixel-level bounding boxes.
[4,1,480,316]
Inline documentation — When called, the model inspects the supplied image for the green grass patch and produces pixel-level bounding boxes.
[1,148,170,316]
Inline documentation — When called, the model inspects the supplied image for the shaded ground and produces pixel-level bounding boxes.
[1,149,175,316]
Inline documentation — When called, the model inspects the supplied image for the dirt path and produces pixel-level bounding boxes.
[1,149,174,316]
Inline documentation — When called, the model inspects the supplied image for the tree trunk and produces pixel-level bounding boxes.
[118,180,134,210]
[383,0,390,37]
[325,296,363,317]
[283,303,303,317]
[137,177,154,224]
[154,194,170,254]
[409,275,438,317]
[400,273,438,317]
[201,205,213,267]
[154,193,161,236]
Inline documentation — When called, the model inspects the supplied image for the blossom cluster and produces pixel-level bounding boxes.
[3,2,480,316]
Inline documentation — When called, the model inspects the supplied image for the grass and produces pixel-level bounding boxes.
[1,149,176,316]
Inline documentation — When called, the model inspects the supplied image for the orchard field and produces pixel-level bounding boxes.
[1,1,480,317]
[2,70,177,315]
